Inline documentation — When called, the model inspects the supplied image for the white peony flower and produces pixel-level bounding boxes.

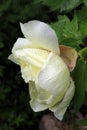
[8,20,77,120]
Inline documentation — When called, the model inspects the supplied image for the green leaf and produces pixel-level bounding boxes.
[73,58,87,110]
[79,117,87,126]
[60,0,82,12]
[51,15,69,43]
[51,15,82,49]
[63,15,81,40]
[79,47,87,61]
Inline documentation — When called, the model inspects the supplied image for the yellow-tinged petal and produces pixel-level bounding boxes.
[20,20,60,54]
[59,45,78,71]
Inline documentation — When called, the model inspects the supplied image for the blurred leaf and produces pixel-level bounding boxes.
[0,0,11,16]
[79,117,87,126]
[36,0,83,11]
[73,58,87,110]
[60,0,82,12]
[35,0,42,2]
[35,0,63,10]
[76,7,87,39]
[77,6,87,21]
[84,0,87,6]
[42,0,63,10]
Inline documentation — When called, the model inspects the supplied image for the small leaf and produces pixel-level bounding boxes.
[73,58,87,110]
[63,15,81,40]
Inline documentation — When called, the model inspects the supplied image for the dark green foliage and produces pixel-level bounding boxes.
[72,48,87,111]
[1,0,87,129]
[73,58,87,110]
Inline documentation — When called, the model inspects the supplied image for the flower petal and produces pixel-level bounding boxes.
[20,20,60,54]
[38,52,70,105]
[49,79,75,120]
[59,45,78,71]
[12,38,32,53]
